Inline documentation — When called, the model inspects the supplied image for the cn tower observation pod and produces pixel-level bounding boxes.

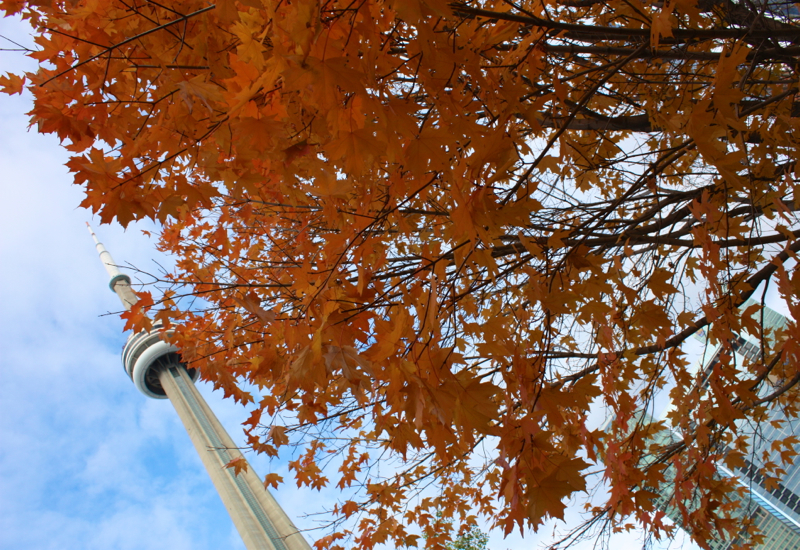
[121,324,199,399]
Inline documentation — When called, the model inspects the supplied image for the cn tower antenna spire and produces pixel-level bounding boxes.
[86,222,137,310]
[89,225,311,550]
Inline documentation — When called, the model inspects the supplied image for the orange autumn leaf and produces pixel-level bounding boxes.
[225,456,249,476]
[0,72,24,95]
[263,472,284,490]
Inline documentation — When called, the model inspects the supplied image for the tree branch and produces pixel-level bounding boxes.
[450,3,800,40]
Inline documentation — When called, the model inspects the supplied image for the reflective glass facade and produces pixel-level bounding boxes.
[658,303,800,549]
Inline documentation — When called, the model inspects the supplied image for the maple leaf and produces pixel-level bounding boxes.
[263,472,284,489]
[225,456,249,476]
[233,292,276,324]
[650,8,675,47]
[0,73,25,95]
[525,457,589,526]
[648,268,678,300]
[341,500,359,518]
[323,345,374,383]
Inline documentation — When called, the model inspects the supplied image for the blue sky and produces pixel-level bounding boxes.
[6,13,791,550]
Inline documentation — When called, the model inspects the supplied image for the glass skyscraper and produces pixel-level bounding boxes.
[653,302,800,549]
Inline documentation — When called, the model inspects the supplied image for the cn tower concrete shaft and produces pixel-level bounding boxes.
[158,363,310,550]
[88,225,311,550]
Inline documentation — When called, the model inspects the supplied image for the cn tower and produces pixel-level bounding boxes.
[88,224,311,550]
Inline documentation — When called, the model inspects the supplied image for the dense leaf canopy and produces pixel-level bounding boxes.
[3,0,800,547]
